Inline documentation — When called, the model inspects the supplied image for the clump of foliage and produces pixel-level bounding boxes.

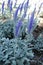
[0,20,15,39]
[0,0,43,65]
[0,37,34,65]
[0,19,43,65]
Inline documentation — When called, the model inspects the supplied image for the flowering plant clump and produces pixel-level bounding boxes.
[0,0,43,65]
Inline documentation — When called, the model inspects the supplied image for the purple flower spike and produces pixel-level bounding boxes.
[7,0,10,7]
[37,2,43,14]
[20,1,25,14]
[22,0,29,19]
[15,19,22,37]
[13,4,21,20]
[2,1,5,14]
[28,6,36,33]
[24,0,29,12]
[14,0,17,7]
[9,1,13,13]
[21,11,26,20]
